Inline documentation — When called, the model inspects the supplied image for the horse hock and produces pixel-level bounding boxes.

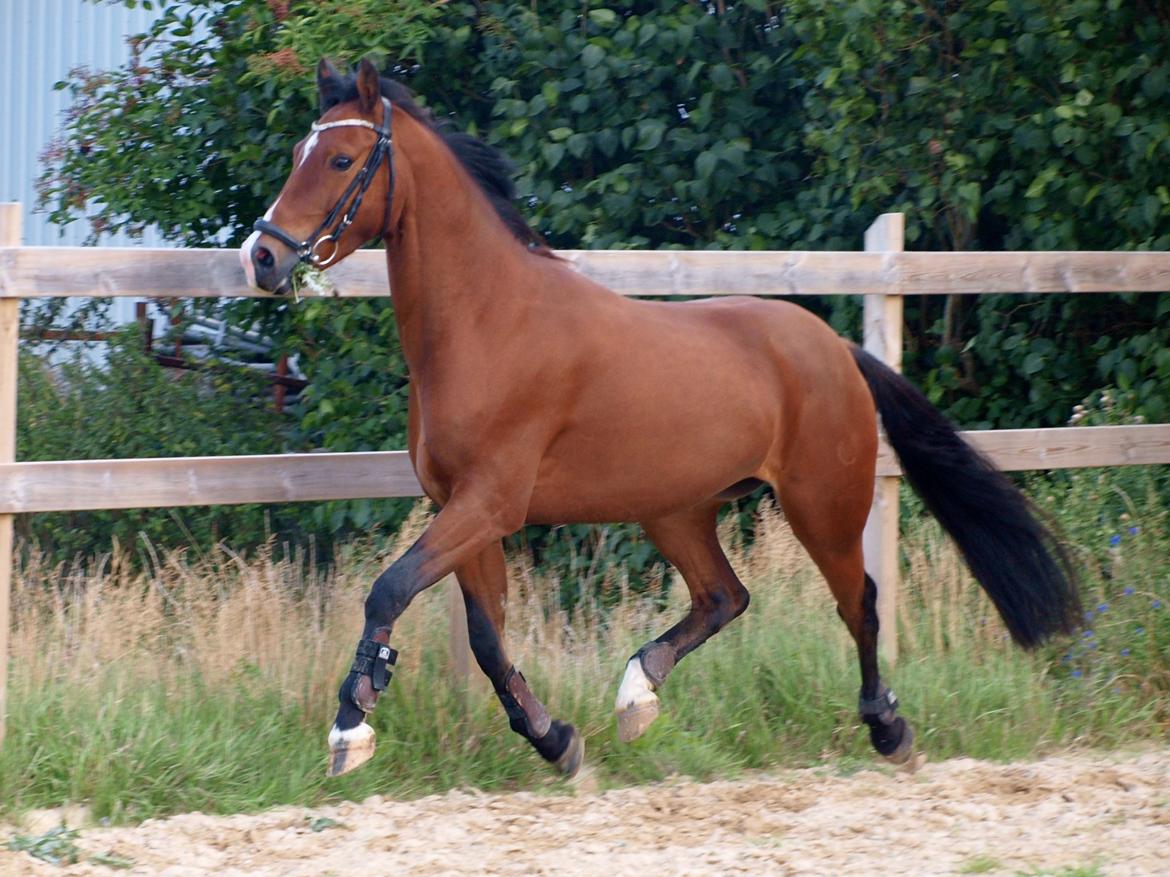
[615,642,676,742]
[327,629,397,777]
[860,685,916,766]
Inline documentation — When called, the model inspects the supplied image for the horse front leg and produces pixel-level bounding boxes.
[327,491,521,776]
[458,541,584,776]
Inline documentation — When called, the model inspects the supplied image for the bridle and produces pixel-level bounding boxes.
[253,96,394,267]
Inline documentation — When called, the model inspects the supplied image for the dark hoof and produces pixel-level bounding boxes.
[870,716,917,767]
[885,722,917,768]
[887,725,925,773]
[554,727,585,778]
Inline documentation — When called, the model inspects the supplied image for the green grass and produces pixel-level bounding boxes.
[1,469,1167,824]
[958,856,1002,874]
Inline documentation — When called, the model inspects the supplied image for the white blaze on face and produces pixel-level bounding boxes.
[239,199,281,289]
[239,229,261,288]
[299,130,321,168]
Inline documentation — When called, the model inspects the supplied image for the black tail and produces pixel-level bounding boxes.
[850,346,1080,648]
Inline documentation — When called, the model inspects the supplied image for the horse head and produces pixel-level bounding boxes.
[241,58,397,293]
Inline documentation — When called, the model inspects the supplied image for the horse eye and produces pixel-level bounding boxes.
[330,156,354,171]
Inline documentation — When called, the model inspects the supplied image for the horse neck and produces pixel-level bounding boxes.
[384,122,531,371]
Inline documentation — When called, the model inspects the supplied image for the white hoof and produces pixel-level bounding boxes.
[327,722,376,777]
[615,657,661,742]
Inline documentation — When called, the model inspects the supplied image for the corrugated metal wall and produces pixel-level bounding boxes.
[1,0,166,248]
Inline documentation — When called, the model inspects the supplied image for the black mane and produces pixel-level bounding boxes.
[319,71,550,255]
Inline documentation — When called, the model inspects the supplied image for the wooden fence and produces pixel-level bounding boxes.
[2,201,1169,746]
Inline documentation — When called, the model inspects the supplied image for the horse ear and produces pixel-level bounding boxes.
[317,58,342,92]
[356,57,381,114]
[317,58,343,112]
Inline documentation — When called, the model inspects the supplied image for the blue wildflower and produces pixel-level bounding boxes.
[1136,626,1145,635]
[1109,534,1122,547]
[1153,600,1163,609]
[1123,587,1135,597]
[1084,611,1095,623]
[1083,629,1095,639]
[1121,649,1130,657]
[1072,669,1083,678]
[1097,603,1109,613]
[1127,526,1139,536]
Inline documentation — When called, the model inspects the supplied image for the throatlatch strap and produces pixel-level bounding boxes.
[351,638,398,691]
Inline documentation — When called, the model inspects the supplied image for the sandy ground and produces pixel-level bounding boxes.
[3,749,1169,877]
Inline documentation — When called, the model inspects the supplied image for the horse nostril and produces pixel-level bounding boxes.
[255,246,275,269]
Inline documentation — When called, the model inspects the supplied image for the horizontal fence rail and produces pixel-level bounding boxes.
[4,246,1170,298]
[0,452,423,513]
[877,424,1170,477]
[2,424,1168,514]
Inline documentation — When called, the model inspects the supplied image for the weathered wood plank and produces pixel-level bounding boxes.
[0,246,894,298]
[0,247,269,298]
[5,246,1170,299]
[900,251,1170,295]
[0,451,422,513]
[862,213,905,666]
[558,249,894,297]
[876,424,1170,476]
[0,426,1164,515]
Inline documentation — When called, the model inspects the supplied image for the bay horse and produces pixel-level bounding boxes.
[241,59,1080,778]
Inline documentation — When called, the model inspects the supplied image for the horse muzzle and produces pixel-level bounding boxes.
[240,228,296,295]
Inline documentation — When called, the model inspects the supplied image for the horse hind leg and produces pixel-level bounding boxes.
[616,505,750,742]
[778,479,917,766]
[458,541,584,776]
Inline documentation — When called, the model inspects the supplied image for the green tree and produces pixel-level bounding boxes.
[789,0,1170,426]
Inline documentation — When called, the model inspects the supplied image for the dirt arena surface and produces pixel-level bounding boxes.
[4,749,1169,876]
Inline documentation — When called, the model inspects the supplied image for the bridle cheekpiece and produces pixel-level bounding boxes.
[253,96,394,268]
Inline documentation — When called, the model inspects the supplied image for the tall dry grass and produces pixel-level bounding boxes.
[1,495,1165,823]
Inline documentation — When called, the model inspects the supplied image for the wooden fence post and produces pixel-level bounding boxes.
[862,213,904,667]
[0,203,21,749]
[447,574,471,689]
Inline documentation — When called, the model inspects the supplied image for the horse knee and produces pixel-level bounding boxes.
[697,582,749,631]
[364,550,425,623]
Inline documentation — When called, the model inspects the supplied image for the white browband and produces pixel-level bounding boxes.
[310,97,392,134]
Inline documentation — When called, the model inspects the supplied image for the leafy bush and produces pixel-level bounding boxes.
[1036,464,1170,702]
[790,0,1170,427]
[16,330,333,562]
[282,297,416,534]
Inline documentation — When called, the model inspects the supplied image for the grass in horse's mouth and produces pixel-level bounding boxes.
[289,263,334,299]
